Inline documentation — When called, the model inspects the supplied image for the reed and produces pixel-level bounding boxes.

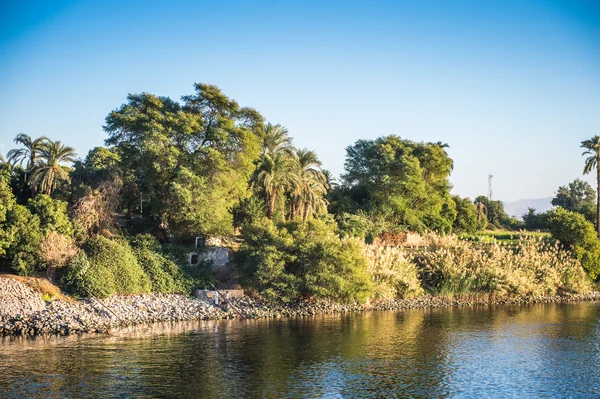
[415,234,592,296]
[363,244,424,299]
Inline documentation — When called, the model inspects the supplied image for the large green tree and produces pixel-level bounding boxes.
[104,84,264,237]
[552,178,596,224]
[581,135,600,237]
[452,196,480,233]
[341,136,455,233]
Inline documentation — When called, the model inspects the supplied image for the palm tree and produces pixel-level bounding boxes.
[6,134,49,192]
[252,123,299,219]
[261,123,295,157]
[30,140,77,195]
[322,169,339,191]
[582,135,600,236]
[253,152,298,219]
[291,149,328,221]
[7,134,49,169]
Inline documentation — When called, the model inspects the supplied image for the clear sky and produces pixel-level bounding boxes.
[1,0,599,202]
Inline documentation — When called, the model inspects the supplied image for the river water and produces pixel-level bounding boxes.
[1,302,600,398]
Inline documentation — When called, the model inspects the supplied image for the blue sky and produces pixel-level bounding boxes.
[1,0,599,202]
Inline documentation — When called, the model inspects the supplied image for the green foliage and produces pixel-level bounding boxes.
[3,205,43,275]
[237,217,372,303]
[523,208,547,231]
[452,196,480,233]
[336,212,371,240]
[0,165,43,275]
[546,207,600,280]
[552,179,596,223]
[162,243,214,289]
[0,165,17,258]
[340,136,455,233]
[129,234,189,293]
[103,84,264,237]
[474,195,512,228]
[61,252,95,297]
[27,194,74,236]
[29,140,77,196]
[232,196,266,229]
[81,236,151,298]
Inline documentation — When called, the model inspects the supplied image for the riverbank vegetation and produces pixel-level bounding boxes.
[0,82,598,302]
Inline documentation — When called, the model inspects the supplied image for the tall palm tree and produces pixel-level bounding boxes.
[322,169,339,191]
[6,134,49,192]
[252,123,301,220]
[261,123,296,157]
[582,135,600,236]
[253,152,298,219]
[6,134,49,170]
[291,149,328,221]
[30,140,77,195]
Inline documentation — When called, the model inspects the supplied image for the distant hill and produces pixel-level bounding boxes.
[502,197,554,219]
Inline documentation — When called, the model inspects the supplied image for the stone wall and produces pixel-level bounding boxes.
[188,247,231,269]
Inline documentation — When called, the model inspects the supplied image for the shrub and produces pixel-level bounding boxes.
[237,217,372,303]
[77,236,151,298]
[3,205,43,275]
[40,231,80,274]
[27,194,73,236]
[452,196,480,234]
[337,212,371,240]
[61,252,112,297]
[236,220,299,301]
[0,169,43,275]
[546,207,600,280]
[129,234,189,293]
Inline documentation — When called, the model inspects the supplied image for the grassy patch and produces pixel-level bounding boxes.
[459,230,550,245]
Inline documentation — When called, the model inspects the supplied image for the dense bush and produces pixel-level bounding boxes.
[452,196,480,234]
[546,207,600,280]
[3,205,43,275]
[27,194,74,236]
[522,208,547,231]
[0,166,43,275]
[237,217,372,303]
[129,234,190,293]
[74,236,151,298]
[336,212,371,240]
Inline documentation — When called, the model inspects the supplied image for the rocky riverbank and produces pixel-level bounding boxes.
[2,277,600,337]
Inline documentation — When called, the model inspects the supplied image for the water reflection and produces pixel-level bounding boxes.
[2,303,600,398]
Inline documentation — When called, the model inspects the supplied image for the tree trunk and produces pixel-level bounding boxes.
[596,164,600,237]
[302,202,310,222]
[267,192,277,219]
[290,200,297,221]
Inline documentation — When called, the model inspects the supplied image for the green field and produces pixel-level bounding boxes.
[458,230,550,245]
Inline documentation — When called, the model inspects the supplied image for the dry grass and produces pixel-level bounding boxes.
[416,234,592,296]
[363,244,424,299]
[0,274,71,301]
[362,233,592,300]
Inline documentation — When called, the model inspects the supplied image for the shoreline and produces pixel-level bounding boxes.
[2,277,600,337]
